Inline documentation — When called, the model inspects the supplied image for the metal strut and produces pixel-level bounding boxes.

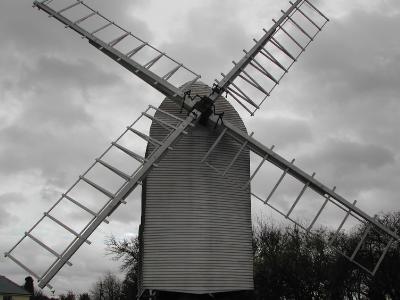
[181,89,225,127]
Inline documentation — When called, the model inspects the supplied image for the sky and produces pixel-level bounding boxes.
[1,0,400,295]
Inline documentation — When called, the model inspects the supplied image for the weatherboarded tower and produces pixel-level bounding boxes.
[139,82,253,298]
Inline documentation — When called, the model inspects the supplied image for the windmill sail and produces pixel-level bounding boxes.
[5,106,196,289]
[211,0,329,115]
[202,119,399,275]
[32,0,201,111]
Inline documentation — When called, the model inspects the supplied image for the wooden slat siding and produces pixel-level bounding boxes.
[139,82,253,295]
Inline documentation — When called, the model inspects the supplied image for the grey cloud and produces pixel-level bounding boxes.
[301,138,395,175]
[51,246,123,294]
[0,52,136,186]
[0,123,107,187]
[0,1,71,51]
[0,193,23,225]
[19,56,121,91]
[16,90,92,128]
[0,0,151,56]
[0,206,13,227]
[9,55,121,127]
[248,116,313,150]
[159,1,251,85]
[84,0,153,40]
[108,190,141,224]
[0,192,26,205]
[40,186,61,203]
[301,9,400,101]
[294,138,397,202]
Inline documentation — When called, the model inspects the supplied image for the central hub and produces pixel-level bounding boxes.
[181,83,225,127]
[192,96,215,125]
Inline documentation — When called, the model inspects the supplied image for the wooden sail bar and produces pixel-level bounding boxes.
[5,106,198,288]
[32,0,201,112]
[211,0,329,115]
[201,117,399,275]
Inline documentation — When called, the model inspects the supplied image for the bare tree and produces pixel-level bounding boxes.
[79,294,90,300]
[104,214,400,300]
[105,236,139,300]
[91,272,122,300]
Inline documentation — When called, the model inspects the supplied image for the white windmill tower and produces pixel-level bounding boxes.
[5,0,399,299]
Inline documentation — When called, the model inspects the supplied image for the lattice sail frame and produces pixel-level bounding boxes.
[5,106,196,289]
[202,121,400,276]
[212,0,329,116]
[32,0,201,110]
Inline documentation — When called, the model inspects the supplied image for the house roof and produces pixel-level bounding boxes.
[0,275,31,295]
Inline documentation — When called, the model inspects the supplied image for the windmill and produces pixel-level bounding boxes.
[4,0,399,299]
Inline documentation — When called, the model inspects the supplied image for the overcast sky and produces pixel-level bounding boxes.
[1,0,399,295]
